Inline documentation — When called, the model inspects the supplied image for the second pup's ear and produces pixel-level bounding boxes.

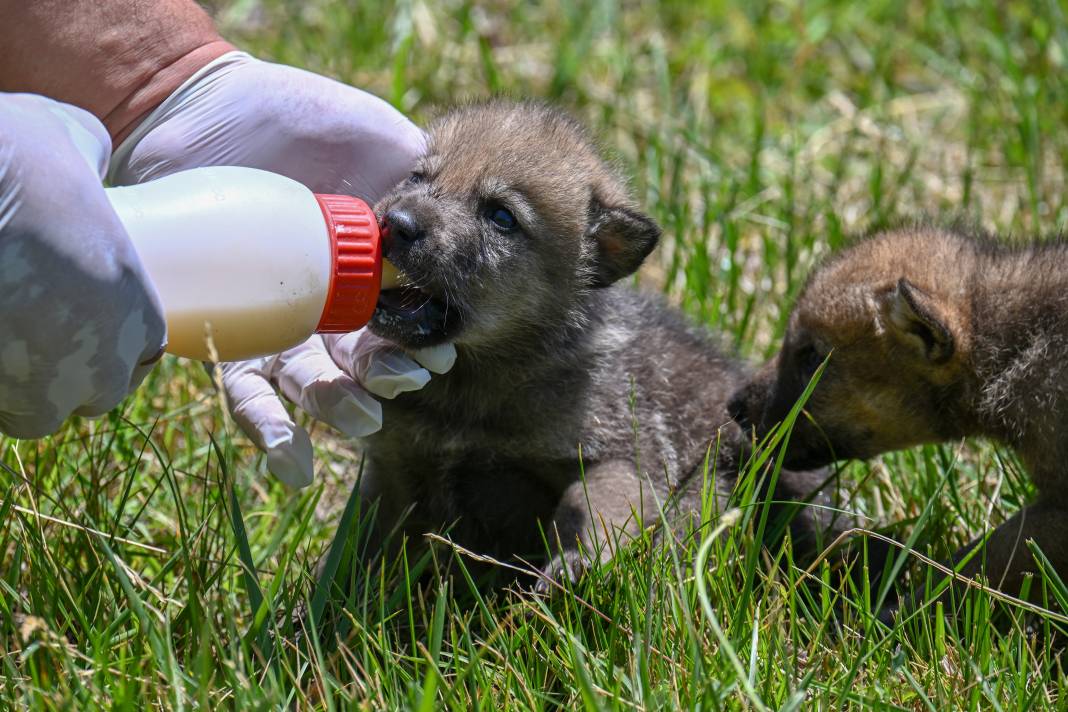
[586,199,660,288]
[885,278,955,364]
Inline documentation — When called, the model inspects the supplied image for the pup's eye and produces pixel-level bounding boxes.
[485,204,519,232]
[796,344,827,380]
[407,172,425,185]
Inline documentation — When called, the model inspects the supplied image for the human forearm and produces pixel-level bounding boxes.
[0,0,233,142]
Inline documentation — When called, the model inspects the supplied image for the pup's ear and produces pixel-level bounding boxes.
[586,199,660,288]
[885,278,955,364]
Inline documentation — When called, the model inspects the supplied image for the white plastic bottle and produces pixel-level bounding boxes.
[105,166,399,362]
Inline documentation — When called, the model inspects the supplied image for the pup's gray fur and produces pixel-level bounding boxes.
[729,224,1068,609]
[360,101,834,584]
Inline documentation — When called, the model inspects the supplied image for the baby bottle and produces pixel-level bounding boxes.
[105,166,399,361]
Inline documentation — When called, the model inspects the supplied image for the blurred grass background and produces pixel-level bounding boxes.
[4,0,1068,708]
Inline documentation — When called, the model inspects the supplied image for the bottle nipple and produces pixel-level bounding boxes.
[381,258,402,290]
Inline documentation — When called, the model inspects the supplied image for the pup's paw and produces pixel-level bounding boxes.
[534,550,590,595]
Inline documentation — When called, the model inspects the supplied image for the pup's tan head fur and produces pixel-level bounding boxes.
[369,101,659,350]
[729,227,979,468]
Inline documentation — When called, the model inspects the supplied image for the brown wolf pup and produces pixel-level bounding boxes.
[347,100,835,588]
[728,224,1068,611]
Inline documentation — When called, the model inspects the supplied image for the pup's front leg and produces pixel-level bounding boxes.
[537,459,656,590]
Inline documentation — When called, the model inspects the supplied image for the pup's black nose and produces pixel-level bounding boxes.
[385,209,425,246]
[727,391,751,430]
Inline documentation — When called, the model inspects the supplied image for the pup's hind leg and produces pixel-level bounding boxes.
[885,496,1068,621]
[954,497,1068,601]
[538,459,656,589]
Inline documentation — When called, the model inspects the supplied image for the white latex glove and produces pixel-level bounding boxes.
[109,51,455,487]
[0,93,166,438]
[220,334,454,488]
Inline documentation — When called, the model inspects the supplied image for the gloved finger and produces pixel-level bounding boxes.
[127,336,167,393]
[57,307,167,419]
[359,351,431,400]
[0,409,64,441]
[219,359,314,488]
[323,331,431,400]
[409,343,457,375]
[270,339,383,438]
[44,99,113,180]
[73,388,132,418]
[127,358,159,396]
[73,301,170,417]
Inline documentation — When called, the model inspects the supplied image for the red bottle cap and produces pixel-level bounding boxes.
[314,194,382,332]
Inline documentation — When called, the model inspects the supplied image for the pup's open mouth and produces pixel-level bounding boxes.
[370,282,452,348]
[377,284,439,319]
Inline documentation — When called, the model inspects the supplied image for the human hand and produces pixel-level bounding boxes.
[108,51,423,200]
[109,52,455,486]
[0,93,166,438]
[217,333,454,488]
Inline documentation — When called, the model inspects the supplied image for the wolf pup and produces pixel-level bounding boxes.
[729,224,1068,606]
[353,100,832,586]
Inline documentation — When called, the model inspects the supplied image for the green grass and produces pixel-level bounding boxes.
[6,0,1068,708]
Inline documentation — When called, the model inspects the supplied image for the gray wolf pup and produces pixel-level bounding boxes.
[357,100,835,586]
[729,224,1068,609]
